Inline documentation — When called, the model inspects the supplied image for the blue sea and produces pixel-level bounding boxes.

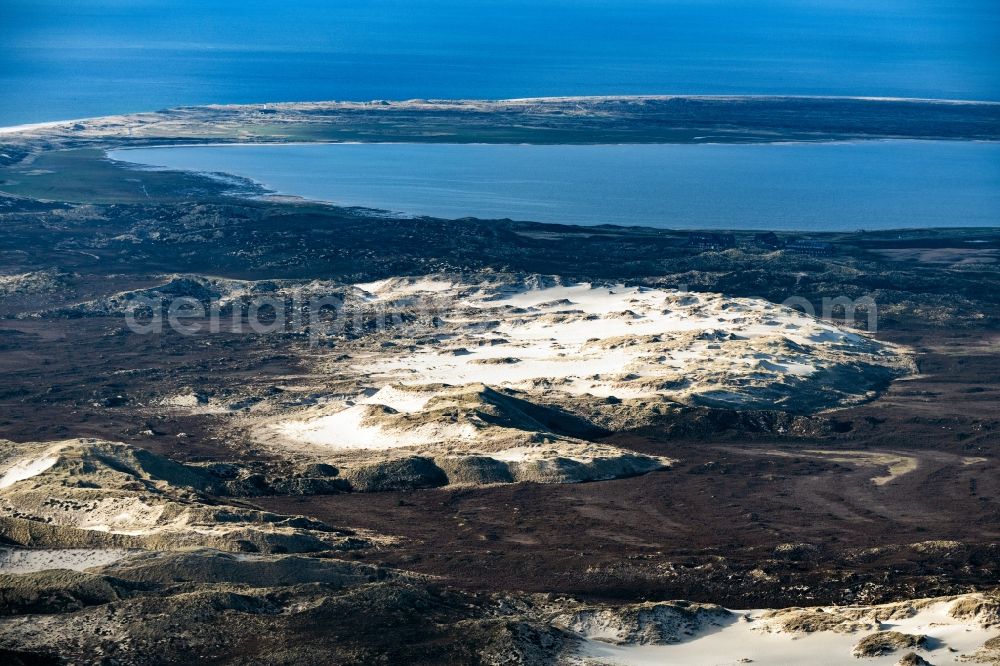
[110,141,1000,231]
[3,0,1000,126]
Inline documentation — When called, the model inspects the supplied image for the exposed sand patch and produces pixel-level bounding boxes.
[0,451,61,489]
[570,596,998,665]
[358,385,435,413]
[351,278,906,406]
[804,449,920,485]
[258,275,911,477]
[747,448,920,485]
[274,403,479,450]
[355,277,455,296]
[0,547,131,573]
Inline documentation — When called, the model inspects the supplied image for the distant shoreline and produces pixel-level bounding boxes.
[4,94,1000,133]
[2,95,999,145]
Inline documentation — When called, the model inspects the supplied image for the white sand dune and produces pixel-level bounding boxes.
[261,275,911,463]
[358,385,434,413]
[353,279,902,404]
[0,453,60,489]
[274,403,479,450]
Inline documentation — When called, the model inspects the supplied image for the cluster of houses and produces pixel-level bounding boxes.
[685,231,834,256]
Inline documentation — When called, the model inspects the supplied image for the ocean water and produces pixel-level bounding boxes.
[110,141,1000,231]
[3,0,999,126]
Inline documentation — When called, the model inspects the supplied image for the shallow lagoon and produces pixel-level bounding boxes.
[111,141,1000,231]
